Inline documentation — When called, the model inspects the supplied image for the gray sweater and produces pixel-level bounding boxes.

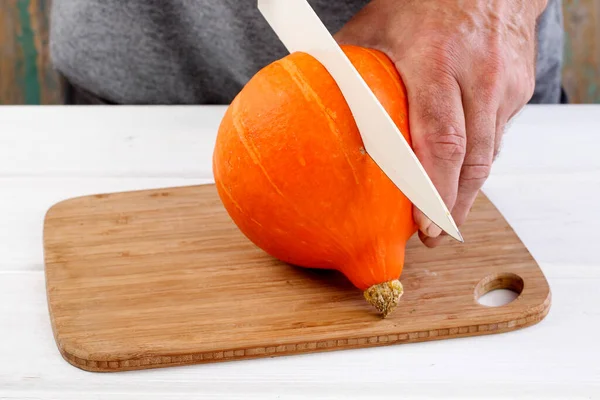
[49,0,564,105]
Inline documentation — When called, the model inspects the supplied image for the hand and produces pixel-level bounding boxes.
[335,0,547,247]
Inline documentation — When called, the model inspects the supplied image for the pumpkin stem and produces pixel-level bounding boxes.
[363,280,403,318]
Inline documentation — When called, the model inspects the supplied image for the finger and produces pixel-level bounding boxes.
[421,111,501,248]
[397,63,467,240]
[452,104,496,224]
[422,88,497,247]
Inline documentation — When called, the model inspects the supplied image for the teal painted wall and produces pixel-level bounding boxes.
[0,0,59,105]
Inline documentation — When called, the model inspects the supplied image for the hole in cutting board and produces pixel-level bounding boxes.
[475,273,524,307]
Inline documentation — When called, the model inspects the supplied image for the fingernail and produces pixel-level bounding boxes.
[418,217,442,239]
[426,223,442,238]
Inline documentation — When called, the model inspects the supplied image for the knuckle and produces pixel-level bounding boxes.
[406,36,463,79]
[429,42,462,78]
[478,51,505,103]
[510,65,536,104]
[423,126,467,163]
[484,50,505,78]
[479,78,502,105]
[460,162,492,189]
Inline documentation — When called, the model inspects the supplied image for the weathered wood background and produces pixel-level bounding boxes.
[1,0,600,104]
[0,0,60,105]
[562,0,600,103]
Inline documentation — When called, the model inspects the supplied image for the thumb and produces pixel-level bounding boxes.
[397,63,467,243]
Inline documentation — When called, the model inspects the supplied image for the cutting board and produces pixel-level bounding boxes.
[43,184,551,372]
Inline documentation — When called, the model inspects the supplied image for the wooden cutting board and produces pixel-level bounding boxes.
[43,184,551,372]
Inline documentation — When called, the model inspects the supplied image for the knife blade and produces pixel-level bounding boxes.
[257,0,463,243]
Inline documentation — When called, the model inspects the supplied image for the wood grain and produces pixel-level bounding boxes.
[43,184,551,373]
[0,0,60,105]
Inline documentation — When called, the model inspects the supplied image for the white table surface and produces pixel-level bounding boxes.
[1,105,599,399]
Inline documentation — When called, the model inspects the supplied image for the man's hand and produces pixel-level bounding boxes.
[335,0,547,246]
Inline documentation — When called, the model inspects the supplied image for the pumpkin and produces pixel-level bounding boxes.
[212,45,417,317]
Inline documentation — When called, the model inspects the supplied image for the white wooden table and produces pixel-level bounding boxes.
[1,105,599,399]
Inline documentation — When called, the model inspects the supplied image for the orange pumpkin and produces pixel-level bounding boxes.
[212,45,417,317]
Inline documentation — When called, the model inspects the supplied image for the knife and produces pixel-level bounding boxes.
[257,0,463,243]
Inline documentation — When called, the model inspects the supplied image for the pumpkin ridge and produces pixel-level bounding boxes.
[361,48,404,100]
[231,82,355,261]
[215,178,264,228]
[231,99,284,197]
[277,57,360,185]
